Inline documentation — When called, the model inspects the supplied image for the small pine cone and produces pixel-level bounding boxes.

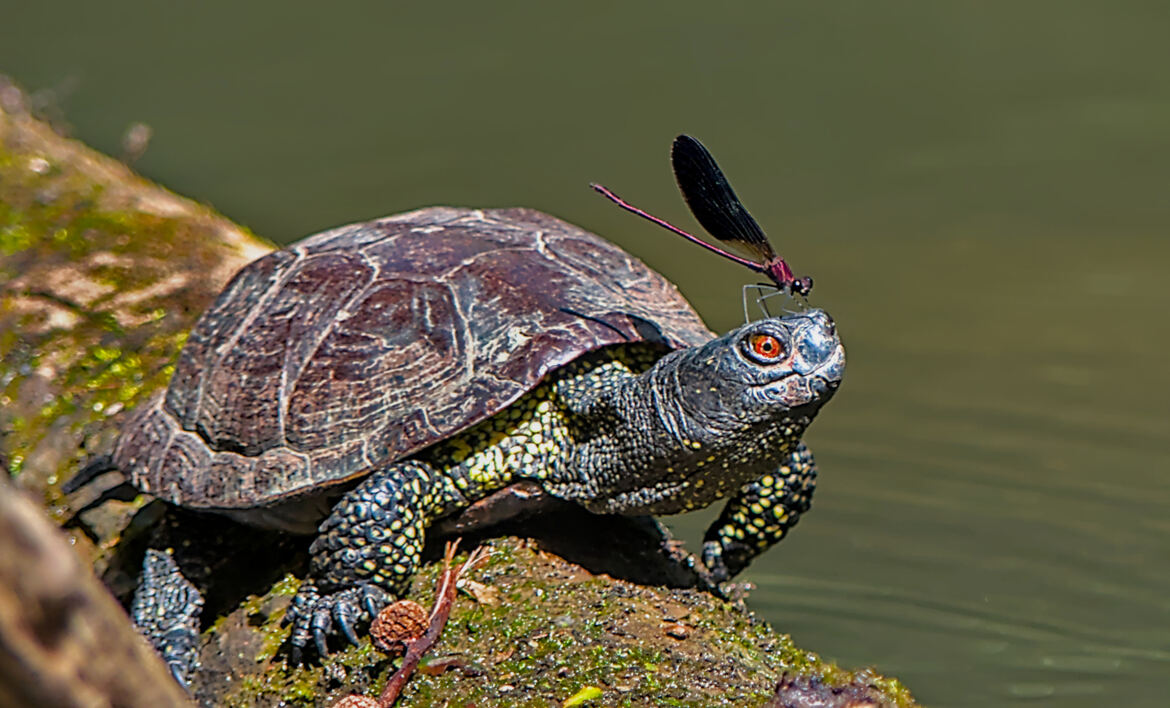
[332,695,380,708]
[370,599,427,653]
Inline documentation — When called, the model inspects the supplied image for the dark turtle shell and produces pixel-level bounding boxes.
[113,207,714,512]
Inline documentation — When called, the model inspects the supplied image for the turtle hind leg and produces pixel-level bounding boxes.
[286,459,451,661]
[131,549,205,688]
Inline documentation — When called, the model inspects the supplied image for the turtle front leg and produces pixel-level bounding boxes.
[700,442,818,583]
[131,549,205,688]
[287,460,451,660]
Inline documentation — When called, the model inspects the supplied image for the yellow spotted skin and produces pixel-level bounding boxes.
[291,329,833,653]
[302,342,819,597]
[304,346,661,598]
[422,344,662,504]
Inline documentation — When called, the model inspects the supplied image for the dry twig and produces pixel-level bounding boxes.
[333,540,490,708]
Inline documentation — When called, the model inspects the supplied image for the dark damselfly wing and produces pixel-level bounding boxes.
[592,134,812,298]
[671,134,777,265]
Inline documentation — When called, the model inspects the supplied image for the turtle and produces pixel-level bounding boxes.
[68,206,845,682]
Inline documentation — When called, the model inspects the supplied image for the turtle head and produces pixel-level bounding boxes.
[554,308,844,516]
[664,308,845,442]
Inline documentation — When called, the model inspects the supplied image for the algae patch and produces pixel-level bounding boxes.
[0,108,270,521]
[205,539,916,707]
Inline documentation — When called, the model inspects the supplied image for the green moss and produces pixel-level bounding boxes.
[0,220,34,255]
[205,538,913,708]
[0,114,270,516]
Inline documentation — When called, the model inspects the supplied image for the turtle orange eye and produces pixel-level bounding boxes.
[749,333,785,360]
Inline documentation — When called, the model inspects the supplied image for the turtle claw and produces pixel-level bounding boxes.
[287,581,392,661]
[692,540,731,599]
[311,606,333,658]
[362,592,381,619]
[336,608,360,647]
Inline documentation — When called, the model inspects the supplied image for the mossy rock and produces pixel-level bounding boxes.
[0,78,270,527]
[0,77,919,708]
[194,535,916,707]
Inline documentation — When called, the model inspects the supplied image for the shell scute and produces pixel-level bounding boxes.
[163,430,214,503]
[201,453,254,506]
[301,437,369,489]
[366,407,442,472]
[286,277,461,456]
[124,207,714,509]
[193,252,375,457]
[166,249,298,429]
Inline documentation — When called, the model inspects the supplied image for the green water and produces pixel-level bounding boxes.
[4,2,1168,705]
